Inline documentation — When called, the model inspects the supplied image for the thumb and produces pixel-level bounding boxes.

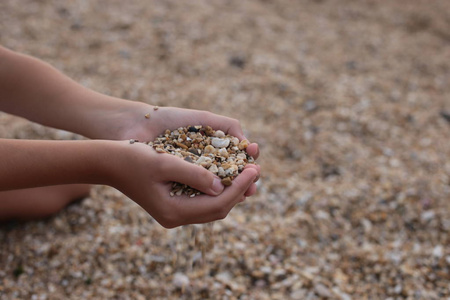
[158,154,224,196]
[172,167,259,225]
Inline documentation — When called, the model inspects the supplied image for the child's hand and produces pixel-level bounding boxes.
[110,105,261,203]
[107,141,260,228]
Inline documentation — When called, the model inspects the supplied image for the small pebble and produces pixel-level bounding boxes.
[214,130,225,138]
[205,126,215,136]
[440,111,450,123]
[221,177,232,186]
[218,167,226,177]
[218,148,229,158]
[195,156,212,166]
[172,272,190,289]
[432,245,443,258]
[303,100,318,112]
[188,126,199,132]
[153,106,159,111]
[212,137,230,148]
[144,113,150,119]
[204,145,216,154]
[229,55,246,68]
[231,137,239,146]
[209,164,218,174]
[315,283,333,298]
[238,139,249,150]
[188,148,201,156]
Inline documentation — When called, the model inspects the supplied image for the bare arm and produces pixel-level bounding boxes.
[0,46,261,227]
[0,45,260,160]
[0,138,258,227]
[0,45,145,140]
[0,139,110,191]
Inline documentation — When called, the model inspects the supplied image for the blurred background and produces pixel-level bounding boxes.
[0,0,449,299]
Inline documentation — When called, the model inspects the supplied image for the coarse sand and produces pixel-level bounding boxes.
[1,0,449,299]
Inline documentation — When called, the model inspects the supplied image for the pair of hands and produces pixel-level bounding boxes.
[106,105,260,228]
[0,45,260,228]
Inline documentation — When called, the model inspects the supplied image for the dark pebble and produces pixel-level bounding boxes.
[303,100,318,112]
[346,60,357,70]
[13,265,24,278]
[229,55,246,69]
[188,148,201,156]
[440,111,450,123]
[188,126,200,132]
[70,21,83,31]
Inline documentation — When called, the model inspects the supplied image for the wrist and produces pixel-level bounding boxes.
[0,139,120,191]
[94,140,132,187]
[82,95,154,140]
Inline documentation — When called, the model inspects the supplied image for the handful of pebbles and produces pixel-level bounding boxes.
[146,125,255,197]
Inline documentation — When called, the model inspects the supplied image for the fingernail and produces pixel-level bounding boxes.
[212,177,225,194]
[254,174,260,182]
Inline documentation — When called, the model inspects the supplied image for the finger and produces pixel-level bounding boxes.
[213,167,258,214]
[246,143,260,160]
[244,183,257,197]
[158,154,224,196]
[244,164,261,182]
[173,168,258,225]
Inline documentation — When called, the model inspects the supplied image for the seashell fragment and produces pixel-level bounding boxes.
[211,138,230,148]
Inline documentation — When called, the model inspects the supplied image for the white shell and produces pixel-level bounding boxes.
[195,156,212,165]
[214,130,225,138]
[211,138,230,148]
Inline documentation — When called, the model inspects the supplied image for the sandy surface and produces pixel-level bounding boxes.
[1,0,449,299]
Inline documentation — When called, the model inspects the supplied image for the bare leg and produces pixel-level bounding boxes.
[0,184,90,221]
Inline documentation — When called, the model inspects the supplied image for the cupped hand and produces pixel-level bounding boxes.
[108,141,260,228]
[118,105,260,160]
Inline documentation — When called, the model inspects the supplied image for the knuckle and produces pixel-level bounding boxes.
[198,167,212,180]
[230,118,240,126]
[217,212,228,220]
[157,206,182,229]
[155,154,175,175]
[161,221,178,229]
[159,216,179,229]
[214,207,229,220]
[153,154,167,171]
[200,110,214,120]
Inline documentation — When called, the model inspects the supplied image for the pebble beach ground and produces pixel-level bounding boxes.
[1,0,449,299]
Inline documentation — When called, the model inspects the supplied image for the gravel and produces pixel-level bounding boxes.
[148,125,254,196]
[1,0,449,299]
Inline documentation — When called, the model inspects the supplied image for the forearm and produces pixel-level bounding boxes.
[0,139,114,191]
[0,46,150,139]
